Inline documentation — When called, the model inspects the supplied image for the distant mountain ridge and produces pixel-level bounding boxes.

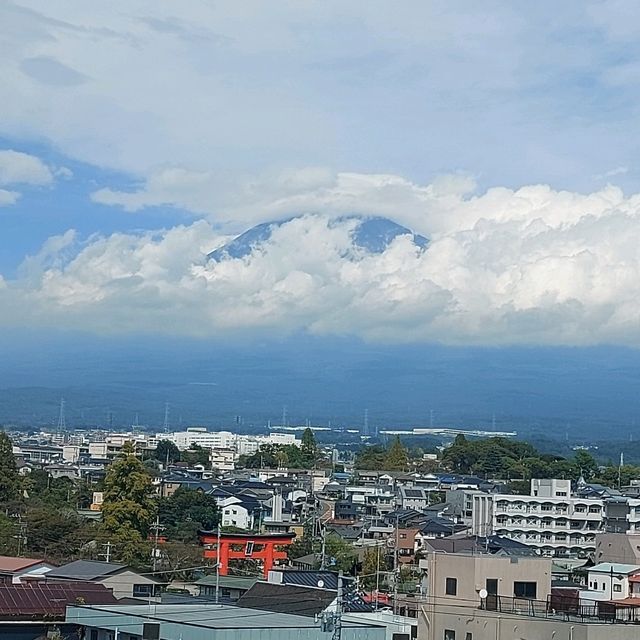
[208,214,429,261]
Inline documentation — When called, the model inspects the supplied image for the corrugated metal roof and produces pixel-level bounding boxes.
[0,583,117,618]
[67,603,377,629]
[0,556,46,572]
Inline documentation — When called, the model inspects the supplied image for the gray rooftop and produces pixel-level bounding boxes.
[195,575,260,591]
[46,560,127,581]
[66,604,384,635]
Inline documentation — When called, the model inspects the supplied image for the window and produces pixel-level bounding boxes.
[557,491,567,496]
[614,584,622,592]
[90,632,98,640]
[486,579,498,595]
[514,581,537,599]
[465,634,472,640]
[133,584,153,597]
[444,631,455,640]
[445,577,457,596]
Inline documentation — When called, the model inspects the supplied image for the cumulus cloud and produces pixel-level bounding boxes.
[0,149,53,187]
[0,189,20,207]
[4,181,640,346]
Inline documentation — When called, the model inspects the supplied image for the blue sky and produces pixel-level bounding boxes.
[3,1,640,345]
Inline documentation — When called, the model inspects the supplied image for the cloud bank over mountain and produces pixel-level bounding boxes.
[3,177,640,346]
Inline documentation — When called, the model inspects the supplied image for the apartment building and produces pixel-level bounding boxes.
[472,479,604,556]
[418,551,640,640]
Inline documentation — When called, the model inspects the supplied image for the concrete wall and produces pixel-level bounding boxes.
[419,601,640,640]
[423,551,552,603]
[594,533,640,564]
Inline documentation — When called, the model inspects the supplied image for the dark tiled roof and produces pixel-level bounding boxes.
[237,582,335,616]
[0,583,117,618]
[46,560,126,581]
[276,571,372,613]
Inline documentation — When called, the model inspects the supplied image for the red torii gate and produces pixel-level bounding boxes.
[199,530,295,578]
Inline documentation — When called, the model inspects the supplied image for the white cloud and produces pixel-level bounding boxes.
[4,181,640,346]
[2,1,640,193]
[0,149,53,187]
[0,189,20,206]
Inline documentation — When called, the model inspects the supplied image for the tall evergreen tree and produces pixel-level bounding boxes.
[100,442,156,563]
[0,432,19,504]
[301,428,318,467]
[385,436,408,471]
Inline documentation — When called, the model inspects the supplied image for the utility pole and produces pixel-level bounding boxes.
[215,523,222,604]
[150,516,165,572]
[14,516,27,557]
[332,571,343,640]
[374,542,381,611]
[100,541,114,563]
[393,514,400,614]
[216,522,222,604]
[320,525,327,570]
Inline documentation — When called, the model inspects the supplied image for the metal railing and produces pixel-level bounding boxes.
[481,594,640,625]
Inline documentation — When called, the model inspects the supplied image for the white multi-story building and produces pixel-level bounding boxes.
[472,479,604,556]
[158,428,300,454]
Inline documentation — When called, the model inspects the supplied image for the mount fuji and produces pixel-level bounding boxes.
[208,214,428,261]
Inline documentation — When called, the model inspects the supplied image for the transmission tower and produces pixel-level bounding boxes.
[57,398,66,432]
[163,402,170,432]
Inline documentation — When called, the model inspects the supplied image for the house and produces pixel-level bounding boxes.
[0,582,116,640]
[0,556,55,584]
[217,495,258,529]
[195,574,260,602]
[44,560,164,600]
[398,486,432,511]
[239,570,372,616]
[582,563,640,602]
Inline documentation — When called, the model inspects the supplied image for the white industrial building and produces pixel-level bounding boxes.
[158,428,300,454]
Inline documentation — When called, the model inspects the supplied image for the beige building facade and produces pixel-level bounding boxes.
[418,551,640,640]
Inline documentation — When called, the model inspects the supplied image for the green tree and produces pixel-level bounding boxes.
[385,436,408,471]
[322,533,357,573]
[301,428,319,467]
[101,442,156,563]
[155,439,181,465]
[360,545,391,588]
[158,488,219,541]
[574,450,599,480]
[181,444,209,467]
[441,434,476,473]
[354,445,387,470]
[274,449,289,469]
[0,433,19,504]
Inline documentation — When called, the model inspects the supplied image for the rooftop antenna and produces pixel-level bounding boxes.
[363,409,369,437]
[57,398,66,432]
[163,402,170,432]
